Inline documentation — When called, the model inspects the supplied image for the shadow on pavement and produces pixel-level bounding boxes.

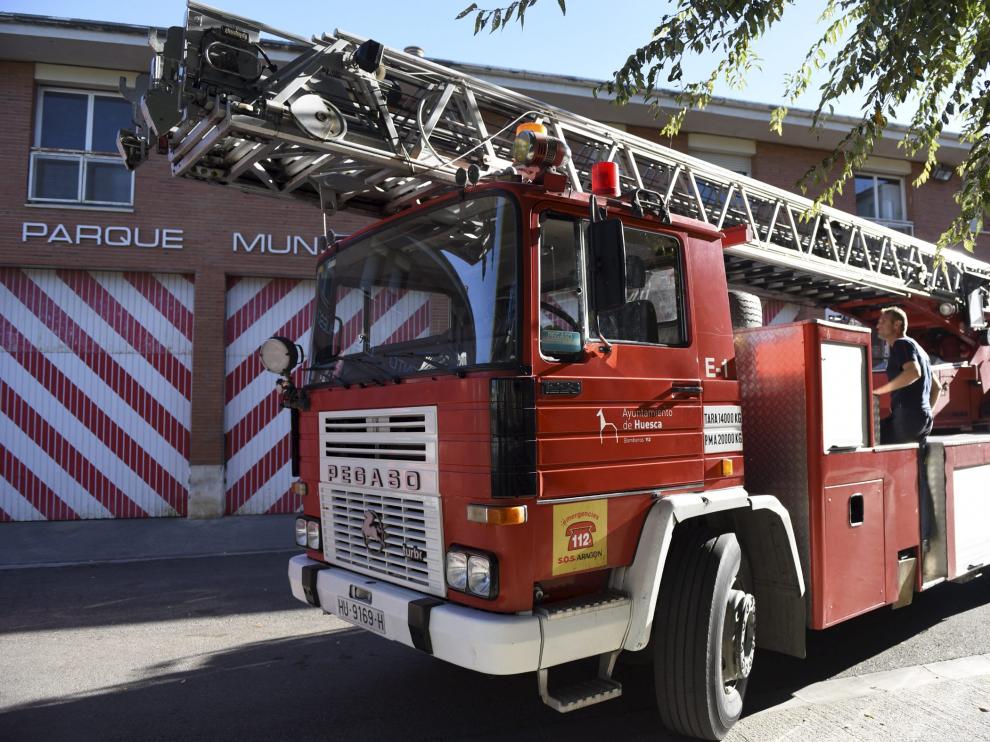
[0,552,305,634]
[0,627,682,742]
[744,575,990,713]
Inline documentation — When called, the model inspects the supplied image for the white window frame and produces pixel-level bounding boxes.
[688,150,752,178]
[537,213,590,363]
[29,86,135,207]
[854,172,911,234]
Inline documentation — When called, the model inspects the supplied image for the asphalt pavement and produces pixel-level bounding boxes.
[0,513,296,569]
[1,514,988,741]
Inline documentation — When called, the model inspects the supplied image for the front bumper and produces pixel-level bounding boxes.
[288,555,630,675]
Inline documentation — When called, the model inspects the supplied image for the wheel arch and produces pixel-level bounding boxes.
[619,488,806,659]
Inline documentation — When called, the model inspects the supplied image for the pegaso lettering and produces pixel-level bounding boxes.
[326,463,421,491]
[22,222,183,249]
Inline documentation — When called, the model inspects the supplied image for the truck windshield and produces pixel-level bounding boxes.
[309,194,518,385]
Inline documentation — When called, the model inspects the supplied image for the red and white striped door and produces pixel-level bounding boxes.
[224,277,314,515]
[0,268,194,521]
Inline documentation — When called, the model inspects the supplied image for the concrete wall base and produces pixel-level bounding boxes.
[188,465,226,519]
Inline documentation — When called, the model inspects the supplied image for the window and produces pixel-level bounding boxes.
[539,217,587,357]
[689,151,751,178]
[537,218,687,356]
[599,228,686,346]
[855,173,911,234]
[687,134,754,177]
[30,88,134,206]
[310,195,519,385]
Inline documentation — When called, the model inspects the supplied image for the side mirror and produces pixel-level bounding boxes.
[967,287,988,331]
[589,218,626,313]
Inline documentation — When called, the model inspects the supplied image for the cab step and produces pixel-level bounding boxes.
[535,590,630,620]
[537,651,622,713]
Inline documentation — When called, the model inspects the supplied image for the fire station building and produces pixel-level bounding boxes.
[1,12,985,522]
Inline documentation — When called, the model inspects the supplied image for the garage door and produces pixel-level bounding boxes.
[0,268,194,521]
[224,277,314,515]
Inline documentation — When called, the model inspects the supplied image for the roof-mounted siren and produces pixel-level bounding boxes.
[512,122,570,175]
[591,161,620,198]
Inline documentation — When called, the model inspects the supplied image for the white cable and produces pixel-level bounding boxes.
[413,96,546,174]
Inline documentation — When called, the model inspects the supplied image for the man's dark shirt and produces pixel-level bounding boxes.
[886,336,932,414]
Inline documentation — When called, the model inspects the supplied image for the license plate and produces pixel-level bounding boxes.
[336,596,387,636]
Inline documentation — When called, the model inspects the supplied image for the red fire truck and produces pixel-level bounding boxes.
[122,4,990,738]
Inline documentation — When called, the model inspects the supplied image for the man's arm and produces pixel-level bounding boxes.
[873,360,922,396]
[929,367,944,409]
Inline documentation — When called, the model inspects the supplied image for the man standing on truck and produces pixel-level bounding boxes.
[873,306,941,542]
[873,306,937,444]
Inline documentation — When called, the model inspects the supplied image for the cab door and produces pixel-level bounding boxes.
[535,215,705,500]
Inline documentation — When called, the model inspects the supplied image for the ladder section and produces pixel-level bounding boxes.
[126,2,990,304]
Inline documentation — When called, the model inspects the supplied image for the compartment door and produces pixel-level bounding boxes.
[822,479,885,626]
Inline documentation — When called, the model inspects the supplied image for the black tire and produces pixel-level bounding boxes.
[653,528,755,741]
[728,291,762,329]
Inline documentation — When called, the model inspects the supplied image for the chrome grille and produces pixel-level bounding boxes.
[319,485,445,596]
[321,407,436,465]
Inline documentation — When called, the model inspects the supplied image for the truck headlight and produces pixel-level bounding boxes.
[445,546,498,599]
[467,555,493,598]
[445,551,467,591]
[307,520,322,551]
[295,517,321,550]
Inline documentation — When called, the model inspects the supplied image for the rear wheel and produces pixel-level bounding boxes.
[653,528,755,740]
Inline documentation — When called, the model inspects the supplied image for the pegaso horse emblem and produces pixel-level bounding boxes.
[596,409,619,444]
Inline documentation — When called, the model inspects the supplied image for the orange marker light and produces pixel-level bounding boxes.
[720,458,734,477]
[515,122,547,136]
[466,504,528,526]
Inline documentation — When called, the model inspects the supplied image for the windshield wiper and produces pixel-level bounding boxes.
[347,354,399,385]
[316,352,397,386]
[378,350,454,371]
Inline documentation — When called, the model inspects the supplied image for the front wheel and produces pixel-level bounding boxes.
[653,528,755,740]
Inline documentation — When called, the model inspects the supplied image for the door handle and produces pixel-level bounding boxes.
[671,384,703,395]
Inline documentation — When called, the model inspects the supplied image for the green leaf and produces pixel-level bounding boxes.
[503,2,518,26]
[557,0,566,14]
[456,3,479,20]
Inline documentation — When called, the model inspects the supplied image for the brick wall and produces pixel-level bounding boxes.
[751,140,856,213]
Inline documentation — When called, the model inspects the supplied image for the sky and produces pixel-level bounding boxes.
[3,0,879,123]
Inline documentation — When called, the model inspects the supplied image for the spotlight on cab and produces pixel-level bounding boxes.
[259,336,303,376]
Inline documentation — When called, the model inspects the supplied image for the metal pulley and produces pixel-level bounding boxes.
[289,94,346,141]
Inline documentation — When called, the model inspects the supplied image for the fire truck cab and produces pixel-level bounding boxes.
[282,179,807,739]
